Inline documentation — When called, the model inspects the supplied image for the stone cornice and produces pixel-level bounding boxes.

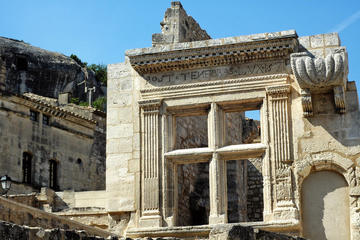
[127,30,298,74]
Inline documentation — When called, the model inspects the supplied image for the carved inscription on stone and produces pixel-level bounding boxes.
[143,61,285,87]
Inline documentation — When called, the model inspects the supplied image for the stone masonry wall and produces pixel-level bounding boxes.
[247,158,263,222]
[0,95,106,192]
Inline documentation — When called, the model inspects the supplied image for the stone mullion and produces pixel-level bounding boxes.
[162,113,176,226]
[261,98,273,220]
[208,103,228,224]
[139,100,162,227]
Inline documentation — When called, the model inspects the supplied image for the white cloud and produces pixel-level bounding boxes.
[330,10,360,33]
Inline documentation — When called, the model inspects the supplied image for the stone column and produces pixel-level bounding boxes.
[139,99,162,227]
[208,103,228,224]
[266,85,298,222]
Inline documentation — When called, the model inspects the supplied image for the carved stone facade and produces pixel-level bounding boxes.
[104,2,360,239]
[0,2,344,239]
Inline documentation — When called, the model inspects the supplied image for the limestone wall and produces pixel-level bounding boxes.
[0,95,105,192]
[106,60,140,213]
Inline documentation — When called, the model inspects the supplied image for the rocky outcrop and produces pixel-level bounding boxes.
[0,37,104,101]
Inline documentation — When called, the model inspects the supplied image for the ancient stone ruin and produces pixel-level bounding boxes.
[106,1,360,239]
[1,1,360,239]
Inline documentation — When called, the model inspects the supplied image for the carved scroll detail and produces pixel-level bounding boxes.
[301,89,313,117]
[334,85,346,113]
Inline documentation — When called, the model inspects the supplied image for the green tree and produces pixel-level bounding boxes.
[88,64,107,86]
[70,54,87,67]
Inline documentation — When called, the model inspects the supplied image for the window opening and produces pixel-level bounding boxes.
[175,114,208,149]
[246,158,263,221]
[226,158,263,223]
[16,57,28,71]
[43,115,50,125]
[49,160,59,191]
[22,152,32,184]
[177,162,209,226]
[30,110,38,122]
[225,109,260,145]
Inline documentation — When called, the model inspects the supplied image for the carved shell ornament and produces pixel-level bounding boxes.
[290,50,347,88]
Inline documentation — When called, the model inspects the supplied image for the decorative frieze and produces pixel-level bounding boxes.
[140,74,289,100]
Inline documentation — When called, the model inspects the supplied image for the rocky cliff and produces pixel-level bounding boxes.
[0,36,104,101]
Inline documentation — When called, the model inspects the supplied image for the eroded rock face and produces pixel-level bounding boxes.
[0,37,103,100]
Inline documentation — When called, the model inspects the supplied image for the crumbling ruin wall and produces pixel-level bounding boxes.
[152,1,210,46]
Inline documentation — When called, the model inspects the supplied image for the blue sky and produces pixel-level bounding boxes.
[1,1,360,120]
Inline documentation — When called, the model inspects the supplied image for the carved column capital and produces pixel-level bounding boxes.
[266,84,290,96]
[139,99,162,112]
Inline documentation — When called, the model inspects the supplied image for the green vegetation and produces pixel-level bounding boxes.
[69,54,107,111]
[70,96,106,111]
[70,54,87,68]
[70,97,80,104]
[92,96,106,111]
[70,54,107,86]
[88,64,107,85]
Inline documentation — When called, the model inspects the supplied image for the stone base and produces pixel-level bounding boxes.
[126,222,302,239]
[209,214,227,225]
[266,206,299,224]
[139,214,162,228]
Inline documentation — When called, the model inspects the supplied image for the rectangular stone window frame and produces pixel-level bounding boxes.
[162,99,267,227]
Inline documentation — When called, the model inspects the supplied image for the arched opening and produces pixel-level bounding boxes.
[49,160,59,191]
[302,170,350,240]
[22,152,32,184]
